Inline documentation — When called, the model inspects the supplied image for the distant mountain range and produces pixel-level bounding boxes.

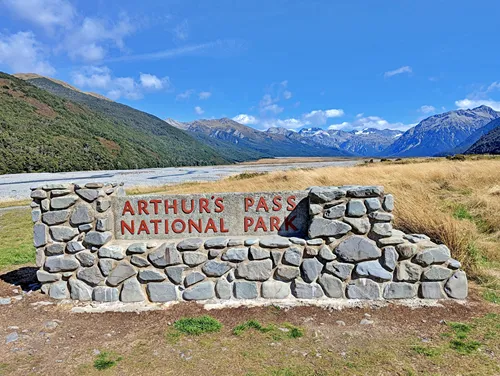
[297,127,403,156]
[167,118,353,162]
[2,71,498,175]
[383,105,499,157]
[170,105,499,158]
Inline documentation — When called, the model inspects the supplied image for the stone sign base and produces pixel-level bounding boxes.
[31,183,468,303]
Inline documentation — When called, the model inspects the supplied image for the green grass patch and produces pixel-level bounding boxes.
[449,339,482,354]
[482,289,499,304]
[93,352,122,371]
[411,345,441,357]
[0,209,35,270]
[173,315,222,335]
[233,320,303,339]
[453,205,474,221]
[233,320,276,335]
[448,322,472,339]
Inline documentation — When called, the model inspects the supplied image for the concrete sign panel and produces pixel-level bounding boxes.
[113,191,309,240]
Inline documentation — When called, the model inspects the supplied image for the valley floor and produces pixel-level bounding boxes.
[0,157,499,375]
[0,157,360,202]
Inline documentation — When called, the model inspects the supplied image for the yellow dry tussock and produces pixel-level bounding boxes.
[129,159,500,282]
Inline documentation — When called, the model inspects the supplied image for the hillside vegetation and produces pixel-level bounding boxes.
[0,73,227,174]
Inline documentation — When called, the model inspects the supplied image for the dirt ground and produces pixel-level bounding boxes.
[0,267,498,376]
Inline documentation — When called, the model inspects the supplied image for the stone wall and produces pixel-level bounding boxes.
[31,184,468,303]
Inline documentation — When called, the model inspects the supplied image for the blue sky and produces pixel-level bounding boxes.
[1,0,500,131]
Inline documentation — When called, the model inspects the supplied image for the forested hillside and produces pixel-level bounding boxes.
[0,73,227,174]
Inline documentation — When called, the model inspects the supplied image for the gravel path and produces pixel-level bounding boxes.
[0,159,360,201]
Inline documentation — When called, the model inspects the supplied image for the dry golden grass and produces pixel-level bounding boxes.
[129,159,500,283]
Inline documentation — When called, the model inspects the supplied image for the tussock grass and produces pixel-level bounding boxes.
[133,159,500,283]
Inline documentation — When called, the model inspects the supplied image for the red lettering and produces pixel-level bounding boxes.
[244,217,254,232]
[138,200,149,215]
[272,196,282,211]
[182,199,195,214]
[172,219,186,233]
[138,220,150,234]
[256,197,269,212]
[254,216,268,232]
[150,219,161,234]
[244,197,254,212]
[199,198,210,213]
[205,218,218,233]
[214,197,224,213]
[284,215,297,231]
[270,216,281,231]
[165,199,178,214]
[286,195,297,211]
[121,220,135,234]
[150,199,162,214]
[164,220,169,234]
[122,201,135,215]
[188,218,202,233]
[220,218,229,233]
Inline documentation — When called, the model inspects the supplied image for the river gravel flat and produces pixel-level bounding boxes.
[0,159,360,201]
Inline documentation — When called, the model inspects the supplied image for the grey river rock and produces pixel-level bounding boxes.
[0,159,360,201]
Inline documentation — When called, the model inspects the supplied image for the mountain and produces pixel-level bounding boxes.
[170,118,352,162]
[445,117,500,155]
[298,127,403,156]
[466,118,500,154]
[382,106,500,157]
[14,73,112,102]
[0,72,227,174]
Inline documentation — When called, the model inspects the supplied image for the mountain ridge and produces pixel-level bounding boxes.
[2,72,228,174]
[382,105,500,157]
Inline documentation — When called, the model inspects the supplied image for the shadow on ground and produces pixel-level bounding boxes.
[0,266,40,291]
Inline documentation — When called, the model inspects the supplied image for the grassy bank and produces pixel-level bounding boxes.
[1,158,499,290]
[129,158,500,289]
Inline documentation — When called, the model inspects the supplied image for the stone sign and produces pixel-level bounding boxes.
[114,191,308,240]
[30,183,468,304]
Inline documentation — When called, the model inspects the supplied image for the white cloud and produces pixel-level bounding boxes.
[454,80,500,112]
[261,103,284,114]
[72,66,111,88]
[72,66,168,100]
[64,15,135,62]
[2,0,75,30]
[328,115,411,131]
[419,105,436,114]
[139,73,170,90]
[105,39,243,63]
[487,82,500,92]
[176,89,195,101]
[232,114,258,125]
[283,90,292,100]
[199,91,212,100]
[0,31,55,74]
[194,106,204,115]
[303,109,344,125]
[173,20,189,41]
[262,118,308,130]
[455,98,500,112]
[384,65,412,78]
